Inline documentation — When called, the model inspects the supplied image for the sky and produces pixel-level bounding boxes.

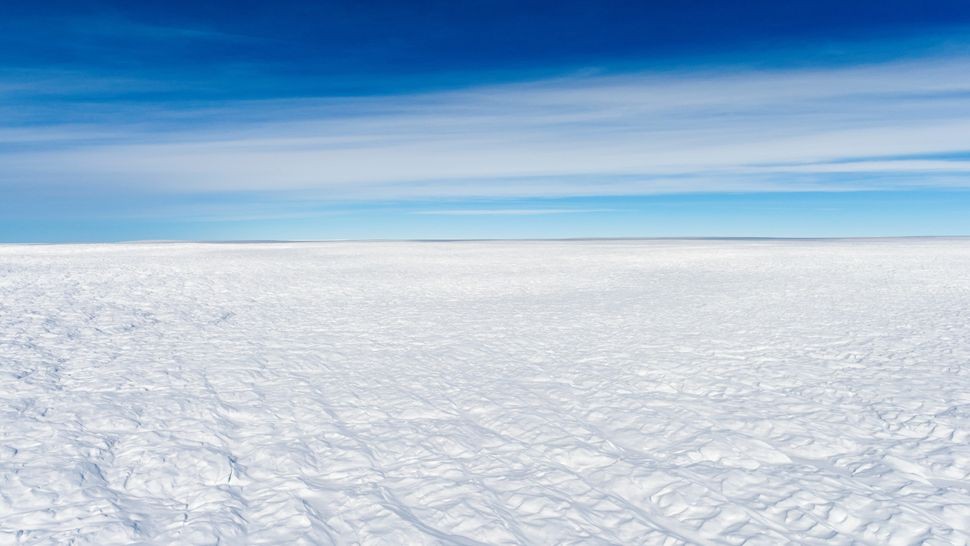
[3,1,970,241]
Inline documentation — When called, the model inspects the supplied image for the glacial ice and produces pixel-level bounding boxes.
[1,240,969,544]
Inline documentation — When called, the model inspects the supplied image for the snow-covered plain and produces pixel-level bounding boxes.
[2,240,970,545]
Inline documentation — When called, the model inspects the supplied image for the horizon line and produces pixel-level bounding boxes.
[3,235,969,246]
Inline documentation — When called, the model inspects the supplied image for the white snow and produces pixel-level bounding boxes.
[2,239,970,545]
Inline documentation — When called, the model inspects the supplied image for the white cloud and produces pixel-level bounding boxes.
[3,55,970,199]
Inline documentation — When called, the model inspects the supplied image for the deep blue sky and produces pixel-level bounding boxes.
[3,1,970,241]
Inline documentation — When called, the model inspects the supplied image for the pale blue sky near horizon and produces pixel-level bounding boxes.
[4,192,969,242]
[3,1,970,242]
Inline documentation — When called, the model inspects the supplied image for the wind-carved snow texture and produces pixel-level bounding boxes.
[2,240,970,545]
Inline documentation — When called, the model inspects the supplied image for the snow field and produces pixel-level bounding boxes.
[1,240,970,544]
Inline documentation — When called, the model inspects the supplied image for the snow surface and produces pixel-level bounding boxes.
[2,240,970,545]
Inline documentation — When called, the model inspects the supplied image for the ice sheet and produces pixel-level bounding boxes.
[2,240,969,544]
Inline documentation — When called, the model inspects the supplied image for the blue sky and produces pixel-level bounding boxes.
[3,1,970,241]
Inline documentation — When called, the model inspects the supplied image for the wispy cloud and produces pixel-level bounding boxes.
[66,14,248,43]
[3,54,970,200]
[412,208,617,216]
